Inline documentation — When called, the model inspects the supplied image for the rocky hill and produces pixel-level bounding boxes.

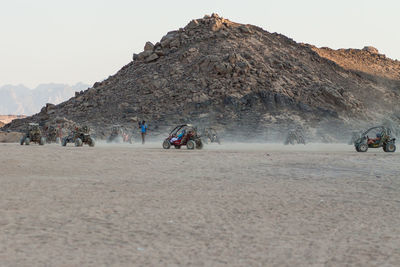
[3,14,400,141]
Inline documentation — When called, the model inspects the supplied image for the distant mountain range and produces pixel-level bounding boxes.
[0,83,90,115]
[0,115,26,125]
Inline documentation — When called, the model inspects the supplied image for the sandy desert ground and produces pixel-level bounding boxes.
[0,142,399,266]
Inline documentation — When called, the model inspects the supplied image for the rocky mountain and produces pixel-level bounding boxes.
[0,83,89,115]
[3,14,400,141]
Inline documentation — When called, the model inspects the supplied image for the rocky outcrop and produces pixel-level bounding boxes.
[308,45,400,81]
[362,46,379,54]
[3,14,400,141]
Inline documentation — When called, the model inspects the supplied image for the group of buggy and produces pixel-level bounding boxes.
[20,123,95,147]
[18,122,397,153]
[19,122,221,150]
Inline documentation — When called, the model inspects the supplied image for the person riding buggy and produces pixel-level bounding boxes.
[163,124,203,150]
[20,123,46,145]
[62,125,95,147]
[170,129,186,143]
[354,126,396,152]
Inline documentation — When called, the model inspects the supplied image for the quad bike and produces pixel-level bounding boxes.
[107,125,133,144]
[284,128,306,145]
[20,123,46,145]
[62,126,95,147]
[202,127,221,144]
[163,124,203,150]
[354,126,396,152]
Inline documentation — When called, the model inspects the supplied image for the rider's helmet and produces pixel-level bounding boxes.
[376,133,382,138]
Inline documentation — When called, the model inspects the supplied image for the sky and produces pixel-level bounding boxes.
[0,0,399,88]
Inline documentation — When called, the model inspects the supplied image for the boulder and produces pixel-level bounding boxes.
[185,19,199,29]
[160,33,177,48]
[138,50,153,60]
[144,41,154,51]
[154,47,165,56]
[169,39,180,48]
[145,53,159,62]
[362,46,379,54]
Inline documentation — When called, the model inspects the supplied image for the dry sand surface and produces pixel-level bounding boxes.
[0,142,399,266]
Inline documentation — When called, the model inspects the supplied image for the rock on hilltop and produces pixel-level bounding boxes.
[4,14,400,140]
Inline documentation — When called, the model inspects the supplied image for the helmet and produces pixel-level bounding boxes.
[376,133,382,138]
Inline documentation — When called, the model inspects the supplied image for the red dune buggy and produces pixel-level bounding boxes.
[162,124,203,150]
[354,126,396,152]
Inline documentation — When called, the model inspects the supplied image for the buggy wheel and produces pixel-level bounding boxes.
[20,136,25,145]
[358,143,368,152]
[196,139,203,150]
[25,138,30,145]
[299,137,306,145]
[283,140,289,145]
[163,140,171,149]
[174,145,181,149]
[88,138,95,147]
[62,138,68,146]
[187,140,195,150]
[39,137,46,146]
[215,137,221,144]
[75,138,83,147]
[385,143,396,153]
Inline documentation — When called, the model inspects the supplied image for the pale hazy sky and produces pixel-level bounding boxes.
[0,0,399,88]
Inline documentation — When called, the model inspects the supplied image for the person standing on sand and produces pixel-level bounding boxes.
[139,120,148,144]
